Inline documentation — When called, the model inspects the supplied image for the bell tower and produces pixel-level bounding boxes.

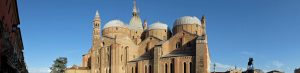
[91,10,102,73]
[195,15,210,73]
[92,10,102,49]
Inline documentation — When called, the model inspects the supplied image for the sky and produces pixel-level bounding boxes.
[17,0,300,73]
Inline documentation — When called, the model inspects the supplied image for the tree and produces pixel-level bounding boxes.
[50,57,67,73]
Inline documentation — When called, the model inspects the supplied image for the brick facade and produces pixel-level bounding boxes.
[0,0,28,73]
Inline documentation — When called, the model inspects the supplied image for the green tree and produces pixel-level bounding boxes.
[50,57,67,73]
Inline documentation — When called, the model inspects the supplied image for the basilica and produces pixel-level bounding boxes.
[66,0,210,73]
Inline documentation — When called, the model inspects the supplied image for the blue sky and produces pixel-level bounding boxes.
[17,0,300,73]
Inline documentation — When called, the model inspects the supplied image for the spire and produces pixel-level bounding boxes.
[201,15,206,24]
[143,20,147,30]
[132,0,138,16]
[94,10,100,21]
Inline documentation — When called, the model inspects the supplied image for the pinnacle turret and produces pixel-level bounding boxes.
[94,10,100,21]
[201,15,206,35]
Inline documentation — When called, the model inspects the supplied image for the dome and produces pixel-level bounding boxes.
[104,20,127,28]
[174,16,201,26]
[148,22,168,30]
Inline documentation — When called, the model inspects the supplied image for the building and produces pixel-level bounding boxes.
[267,70,284,73]
[295,68,300,73]
[254,69,264,73]
[0,0,28,73]
[66,0,210,73]
[65,65,91,73]
[226,68,243,73]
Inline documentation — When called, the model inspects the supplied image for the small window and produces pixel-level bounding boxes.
[135,67,138,73]
[165,64,168,73]
[171,63,174,73]
[121,55,123,61]
[149,65,152,73]
[176,42,180,49]
[184,62,187,73]
[145,65,147,73]
[132,67,134,73]
[189,62,192,73]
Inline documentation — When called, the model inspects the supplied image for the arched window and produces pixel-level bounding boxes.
[145,65,147,73]
[176,42,180,49]
[132,67,134,73]
[149,65,152,73]
[189,62,192,73]
[125,46,128,62]
[171,63,174,73]
[136,67,138,73]
[184,62,186,73]
[145,46,148,52]
[176,38,182,49]
[165,64,168,73]
[121,55,123,61]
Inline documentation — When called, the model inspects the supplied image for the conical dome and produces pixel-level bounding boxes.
[129,16,143,30]
[129,0,143,30]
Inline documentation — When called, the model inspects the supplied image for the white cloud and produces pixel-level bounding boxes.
[28,67,51,73]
